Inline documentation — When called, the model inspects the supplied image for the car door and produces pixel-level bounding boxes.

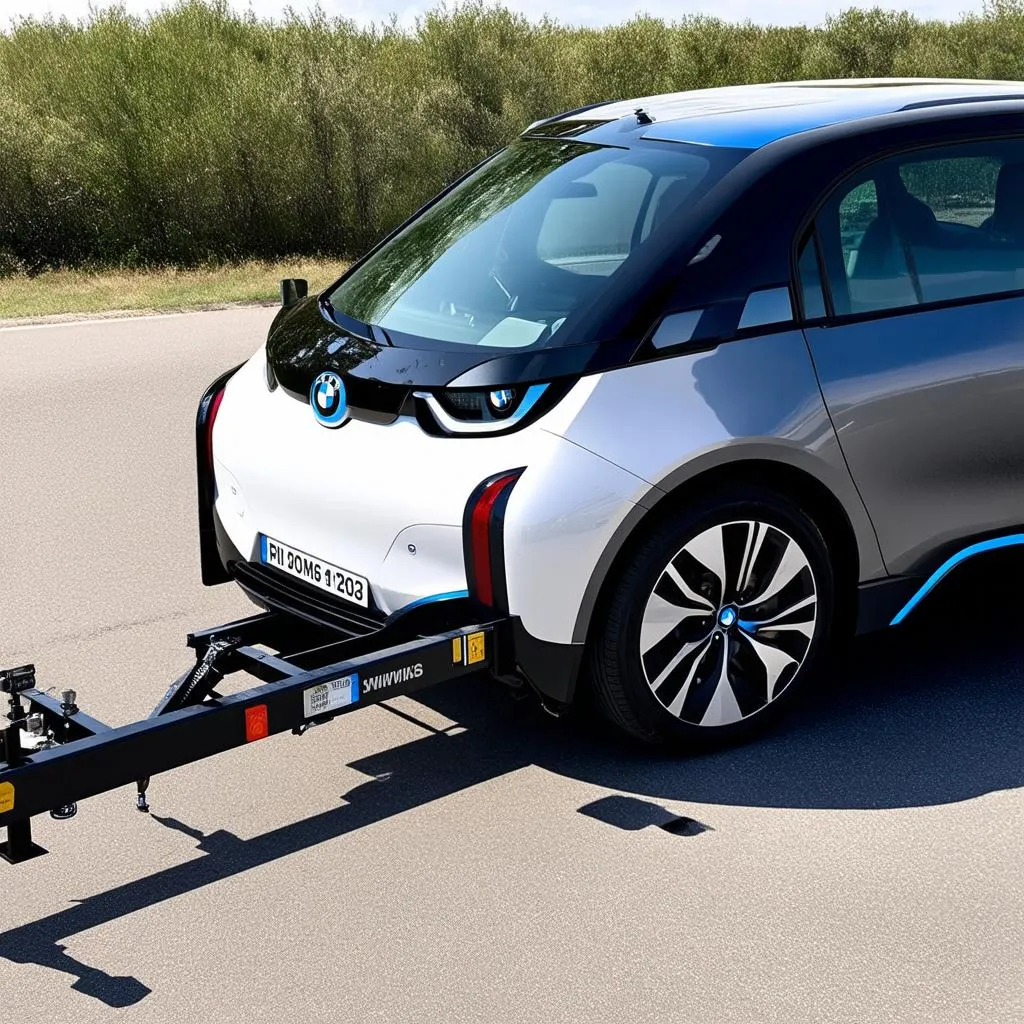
[798,135,1024,576]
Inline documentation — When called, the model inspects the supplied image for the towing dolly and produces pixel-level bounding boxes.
[0,608,508,864]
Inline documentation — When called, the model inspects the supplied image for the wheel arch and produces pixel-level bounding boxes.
[570,456,867,657]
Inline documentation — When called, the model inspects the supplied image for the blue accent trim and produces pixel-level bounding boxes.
[890,533,1024,625]
[399,589,470,613]
[737,619,758,634]
[515,383,548,417]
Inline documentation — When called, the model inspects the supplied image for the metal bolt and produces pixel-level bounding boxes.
[407,544,417,555]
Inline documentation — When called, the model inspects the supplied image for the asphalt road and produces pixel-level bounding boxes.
[1,308,1023,1023]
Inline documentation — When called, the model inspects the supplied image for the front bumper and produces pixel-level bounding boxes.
[209,504,585,703]
[199,351,647,704]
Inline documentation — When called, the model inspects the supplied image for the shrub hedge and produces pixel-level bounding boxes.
[3,0,1024,272]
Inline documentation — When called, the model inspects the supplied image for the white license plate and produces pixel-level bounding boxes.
[260,535,369,607]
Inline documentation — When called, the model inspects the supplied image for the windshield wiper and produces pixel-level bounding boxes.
[318,295,381,343]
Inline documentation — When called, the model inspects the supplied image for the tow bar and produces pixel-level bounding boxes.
[0,610,506,864]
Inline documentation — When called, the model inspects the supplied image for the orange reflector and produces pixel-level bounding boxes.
[245,704,269,742]
[467,631,486,665]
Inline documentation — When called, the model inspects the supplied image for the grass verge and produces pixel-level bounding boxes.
[0,258,349,322]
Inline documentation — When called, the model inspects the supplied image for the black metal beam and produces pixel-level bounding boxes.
[23,691,111,742]
[186,610,329,654]
[233,646,305,682]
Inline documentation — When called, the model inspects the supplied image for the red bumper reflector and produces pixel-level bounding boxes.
[470,472,520,606]
[245,704,269,742]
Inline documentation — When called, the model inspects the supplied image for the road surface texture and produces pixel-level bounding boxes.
[1,308,1022,1023]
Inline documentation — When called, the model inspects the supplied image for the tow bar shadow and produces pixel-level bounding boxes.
[0,697,542,1007]
[2,561,1023,1005]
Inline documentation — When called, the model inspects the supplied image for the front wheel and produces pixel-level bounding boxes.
[588,486,835,748]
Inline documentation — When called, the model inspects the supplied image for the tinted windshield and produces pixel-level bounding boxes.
[327,138,746,349]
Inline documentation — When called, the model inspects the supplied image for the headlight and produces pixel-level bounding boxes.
[414,383,551,435]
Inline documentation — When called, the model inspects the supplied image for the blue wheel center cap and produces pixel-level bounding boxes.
[718,606,738,628]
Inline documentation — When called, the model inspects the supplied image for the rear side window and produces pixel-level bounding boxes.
[813,138,1024,317]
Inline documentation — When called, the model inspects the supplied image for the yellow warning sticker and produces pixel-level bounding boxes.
[0,782,14,815]
[452,637,463,664]
[467,631,486,665]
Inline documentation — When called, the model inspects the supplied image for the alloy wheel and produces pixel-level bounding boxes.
[639,519,818,727]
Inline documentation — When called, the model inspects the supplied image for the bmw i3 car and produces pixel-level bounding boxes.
[198,78,1024,746]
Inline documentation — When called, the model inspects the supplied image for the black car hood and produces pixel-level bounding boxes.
[266,295,639,404]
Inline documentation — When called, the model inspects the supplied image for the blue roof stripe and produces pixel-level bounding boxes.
[562,79,1024,150]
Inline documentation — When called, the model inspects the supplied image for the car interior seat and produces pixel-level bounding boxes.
[852,175,938,279]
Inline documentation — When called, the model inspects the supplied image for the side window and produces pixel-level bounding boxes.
[899,157,997,228]
[815,138,1024,317]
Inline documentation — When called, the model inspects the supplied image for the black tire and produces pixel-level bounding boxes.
[588,484,835,748]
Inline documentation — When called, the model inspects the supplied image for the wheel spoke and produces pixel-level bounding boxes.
[741,593,817,631]
[698,638,743,727]
[736,630,798,701]
[664,563,714,611]
[739,537,808,609]
[664,636,715,716]
[738,521,767,593]
[640,593,710,655]
[684,524,727,592]
[649,635,712,692]
[759,621,815,640]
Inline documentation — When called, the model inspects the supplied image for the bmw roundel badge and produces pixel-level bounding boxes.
[488,388,515,414]
[310,371,347,428]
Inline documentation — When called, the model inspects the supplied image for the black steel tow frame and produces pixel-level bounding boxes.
[0,610,507,864]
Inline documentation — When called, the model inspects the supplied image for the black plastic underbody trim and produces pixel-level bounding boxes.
[854,576,922,634]
[197,364,244,586]
[511,620,585,704]
[230,561,388,639]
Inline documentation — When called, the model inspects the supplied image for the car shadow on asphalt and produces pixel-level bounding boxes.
[2,557,1022,1005]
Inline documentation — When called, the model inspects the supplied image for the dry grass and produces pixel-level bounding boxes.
[0,258,349,322]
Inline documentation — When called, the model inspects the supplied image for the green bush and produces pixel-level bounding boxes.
[2,0,1024,272]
